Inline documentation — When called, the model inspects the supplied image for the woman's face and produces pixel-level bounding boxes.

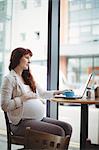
[19,54,31,70]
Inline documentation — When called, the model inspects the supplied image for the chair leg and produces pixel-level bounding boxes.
[7,135,11,150]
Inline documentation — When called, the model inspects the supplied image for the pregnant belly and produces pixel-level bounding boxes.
[22,99,45,120]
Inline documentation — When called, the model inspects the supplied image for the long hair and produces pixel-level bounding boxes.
[9,47,36,92]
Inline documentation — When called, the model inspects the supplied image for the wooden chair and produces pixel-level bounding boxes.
[4,112,24,150]
[86,138,99,150]
[24,127,70,150]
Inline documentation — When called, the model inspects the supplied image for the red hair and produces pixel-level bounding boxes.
[9,47,36,92]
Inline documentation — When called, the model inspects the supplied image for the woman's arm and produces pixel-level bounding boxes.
[1,76,22,112]
[1,76,38,112]
[36,82,65,99]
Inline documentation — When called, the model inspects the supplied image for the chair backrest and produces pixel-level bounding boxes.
[4,112,24,150]
[4,112,12,136]
[24,127,70,150]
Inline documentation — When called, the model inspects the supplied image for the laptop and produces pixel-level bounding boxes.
[55,73,93,99]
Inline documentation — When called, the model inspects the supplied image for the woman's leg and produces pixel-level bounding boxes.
[42,117,72,137]
[10,119,65,136]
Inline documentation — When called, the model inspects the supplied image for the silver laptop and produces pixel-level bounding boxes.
[55,73,93,99]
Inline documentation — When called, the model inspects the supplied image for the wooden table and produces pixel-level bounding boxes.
[50,97,99,150]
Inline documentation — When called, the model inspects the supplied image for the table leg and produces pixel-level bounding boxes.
[80,104,88,150]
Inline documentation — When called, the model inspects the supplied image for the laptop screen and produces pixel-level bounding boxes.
[78,73,93,97]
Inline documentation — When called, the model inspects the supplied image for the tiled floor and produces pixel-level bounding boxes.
[0,134,79,150]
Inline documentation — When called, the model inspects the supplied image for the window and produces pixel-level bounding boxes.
[0,31,3,47]
[67,58,80,86]
[20,0,27,9]
[20,33,26,41]
[69,0,81,11]
[59,56,99,89]
[33,0,41,7]
[0,0,48,90]
[0,1,6,13]
[92,24,99,35]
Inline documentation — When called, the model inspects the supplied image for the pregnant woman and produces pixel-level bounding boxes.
[1,47,72,137]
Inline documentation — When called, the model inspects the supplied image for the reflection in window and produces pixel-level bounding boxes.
[80,58,93,81]
[94,57,99,67]
[92,24,99,35]
[59,56,99,89]
[33,0,41,7]
[94,57,99,84]
[95,0,99,8]
[0,1,6,13]
[69,38,80,44]
[0,23,3,31]
[85,1,92,9]
[20,33,26,41]
[92,19,99,25]
[69,27,79,38]
[59,0,99,144]
[0,0,48,89]
[20,0,27,9]
[67,58,79,85]
[80,20,91,26]
[80,26,91,33]
[0,32,3,46]
[69,0,80,11]
[0,62,3,85]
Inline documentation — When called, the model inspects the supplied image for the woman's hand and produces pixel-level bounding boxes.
[21,92,37,102]
[53,91,63,96]
[53,89,73,96]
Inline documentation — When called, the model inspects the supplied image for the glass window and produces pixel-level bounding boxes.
[94,57,99,84]
[92,19,99,25]
[95,0,99,8]
[79,20,91,26]
[80,26,91,33]
[0,31,3,47]
[33,0,41,7]
[20,0,27,9]
[70,22,79,27]
[94,57,99,67]
[69,11,79,21]
[0,1,6,13]
[0,62,3,85]
[85,0,92,9]
[0,23,3,31]
[69,37,80,44]
[92,9,99,19]
[60,0,99,83]
[59,0,99,147]
[20,33,26,41]
[79,10,92,21]
[0,0,48,91]
[69,0,81,11]
[67,58,80,86]
[69,27,80,37]
[80,57,93,80]
[92,24,99,35]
